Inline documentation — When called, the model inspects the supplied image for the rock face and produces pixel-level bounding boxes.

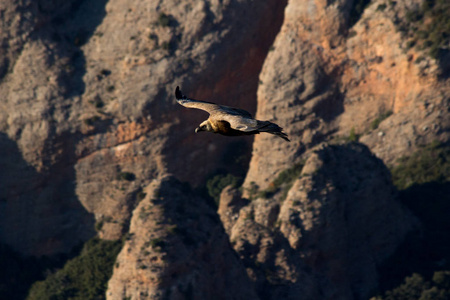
[0,0,448,299]
[280,143,416,299]
[244,0,450,190]
[220,143,417,300]
[0,0,286,254]
[0,132,96,256]
[228,199,321,300]
[107,176,258,300]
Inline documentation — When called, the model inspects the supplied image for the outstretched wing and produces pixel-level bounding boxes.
[175,86,219,115]
[175,86,253,118]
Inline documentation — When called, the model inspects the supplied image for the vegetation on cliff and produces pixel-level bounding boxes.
[26,237,122,300]
[373,272,450,300]
[391,141,450,190]
[206,173,242,205]
[402,0,450,61]
[376,142,450,298]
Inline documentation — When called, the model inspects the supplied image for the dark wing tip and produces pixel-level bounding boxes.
[175,86,184,100]
[279,133,290,142]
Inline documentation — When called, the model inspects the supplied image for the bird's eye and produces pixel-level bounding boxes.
[202,125,206,129]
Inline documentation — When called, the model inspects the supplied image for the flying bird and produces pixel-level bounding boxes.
[175,86,290,142]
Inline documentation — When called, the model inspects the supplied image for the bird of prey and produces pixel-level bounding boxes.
[175,86,290,142]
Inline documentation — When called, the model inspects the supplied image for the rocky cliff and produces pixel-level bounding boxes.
[221,143,417,300]
[107,176,258,300]
[0,0,449,299]
[244,0,450,190]
[0,0,286,254]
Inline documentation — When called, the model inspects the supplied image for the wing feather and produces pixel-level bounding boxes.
[175,86,253,118]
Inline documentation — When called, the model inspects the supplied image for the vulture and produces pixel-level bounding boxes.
[175,86,290,142]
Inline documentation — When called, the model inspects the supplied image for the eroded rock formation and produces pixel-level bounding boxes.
[244,0,450,190]
[0,0,448,299]
[221,143,417,300]
[107,176,258,300]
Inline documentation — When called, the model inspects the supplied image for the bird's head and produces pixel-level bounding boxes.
[195,120,214,133]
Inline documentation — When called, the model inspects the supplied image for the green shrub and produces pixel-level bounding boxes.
[417,30,428,40]
[390,141,450,190]
[117,172,135,181]
[206,173,242,205]
[272,162,304,189]
[377,3,387,11]
[94,98,104,109]
[348,127,359,142]
[415,56,426,64]
[95,220,104,232]
[149,238,165,249]
[348,30,357,38]
[433,271,450,289]
[261,162,304,201]
[84,116,100,126]
[377,142,450,299]
[27,237,123,300]
[406,40,416,49]
[137,191,147,200]
[161,41,171,51]
[402,0,450,60]
[406,10,422,23]
[157,13,171,27]
[370,110,393,130]
[429,44,440,59]
[244,181,259,200]
[374,271,450,300]
[139,207,150,220]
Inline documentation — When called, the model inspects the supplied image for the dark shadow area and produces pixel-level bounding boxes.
[0,242,84,300]
[377,181,450,293]
[34,0,109,97]
[348,0,371,28]
[0,132,96,299]
[0,2,110,297]
[311,85,344,123]
[438,49,450,79]
[0,57,9,81]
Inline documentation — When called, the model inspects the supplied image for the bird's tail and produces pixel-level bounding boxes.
[257,121,290,142]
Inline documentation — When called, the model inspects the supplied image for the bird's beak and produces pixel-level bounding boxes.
[195,127,200,133]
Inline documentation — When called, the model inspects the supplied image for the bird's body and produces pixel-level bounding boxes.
[175,86,290,141]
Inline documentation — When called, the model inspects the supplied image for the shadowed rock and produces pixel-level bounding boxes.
[107,176,258,300]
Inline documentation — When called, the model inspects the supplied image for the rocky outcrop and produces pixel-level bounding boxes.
[228,199,320,300]
[107,176,258,300]
[221,143,417,300]
[0,0,286,255]
[218,186,249,234]
[279,143,416,299]
[0,0,447,299]
[244,0,450,190]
